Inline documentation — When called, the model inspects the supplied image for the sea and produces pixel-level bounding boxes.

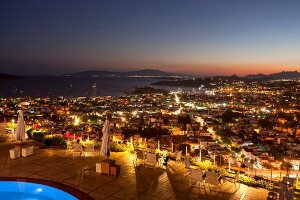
[0,76,185,98]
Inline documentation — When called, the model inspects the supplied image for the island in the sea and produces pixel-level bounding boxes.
[0,73,24,80]
[152,71,300,87]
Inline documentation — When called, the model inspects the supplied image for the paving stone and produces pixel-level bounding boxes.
[0,143,269,200]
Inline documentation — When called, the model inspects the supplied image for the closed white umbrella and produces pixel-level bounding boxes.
[100,119,110,158]
[15,110,27,141]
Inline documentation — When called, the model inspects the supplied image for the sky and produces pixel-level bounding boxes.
[1,0,300,75]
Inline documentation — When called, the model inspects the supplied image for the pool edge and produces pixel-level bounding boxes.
[0,177,94,200]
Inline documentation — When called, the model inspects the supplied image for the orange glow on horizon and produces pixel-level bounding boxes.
[154,64,300,76]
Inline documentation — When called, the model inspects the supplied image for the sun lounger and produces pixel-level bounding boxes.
[169,150,182,162]
[206,171,222,192]
[65,140,73,154]
[184,157,192,176]
[145,152,157,168]
[73,143,83,157]
[175,150,183,162]
[224,171,240,188]
[133,150,146,167]
[84,144,95,157]
[189,169,205,188]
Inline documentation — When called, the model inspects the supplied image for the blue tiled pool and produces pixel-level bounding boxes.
[0,181,77,200]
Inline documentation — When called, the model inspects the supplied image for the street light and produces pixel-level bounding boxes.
[280,162,282,180]
[11,119,15,138]
[213,153,216,165]
[199,141,202,162]
[73,116,80,126]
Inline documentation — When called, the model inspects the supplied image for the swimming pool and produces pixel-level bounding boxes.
[0,181,77,200]
[0,177,94,200]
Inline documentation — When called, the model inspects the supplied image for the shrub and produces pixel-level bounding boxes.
[26,129,34,139]
[190,157,278,190]
[238,174,277,190]
[110,143,127,152]
[44,137,66,148]
[126,145,135,154]
[94,140,101,150]
[32,132,45,143]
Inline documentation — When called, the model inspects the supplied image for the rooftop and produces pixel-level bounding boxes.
[0,142,268,200]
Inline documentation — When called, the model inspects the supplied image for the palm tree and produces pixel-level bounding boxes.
[262,162,273,181]
[240,154,246,163]
[282,161,293,177]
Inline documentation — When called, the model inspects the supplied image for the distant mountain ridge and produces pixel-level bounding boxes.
[65,69,186,77]
[244,71,300,79]
[152,70,300,87]
[2,70,299,80]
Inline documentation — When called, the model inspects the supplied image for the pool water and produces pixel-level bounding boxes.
[1,191,53,200]
[0,181,77,200]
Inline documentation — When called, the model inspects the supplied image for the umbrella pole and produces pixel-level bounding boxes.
[20,138,24,148]
[106,148,110,161]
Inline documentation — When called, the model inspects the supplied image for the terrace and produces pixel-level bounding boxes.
[0,141,268,200]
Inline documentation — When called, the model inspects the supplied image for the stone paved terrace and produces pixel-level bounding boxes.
[0,142,268,200]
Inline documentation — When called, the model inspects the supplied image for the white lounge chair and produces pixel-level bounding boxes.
[224,171,240,188]
[189,169,205,188]
[145,152,157,168]
[184,157,190,168]
[170,150,178,159]
[170,150,182,161]
[65,140,73,154]
[134,150,145,166]
[176,150,183,162]
[206,171,222,192]
[84,144,95,157]
[184,157,192,176]
[73,143,83,157]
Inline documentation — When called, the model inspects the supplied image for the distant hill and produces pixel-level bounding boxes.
[244,73,267,79]
[65,69,186,77]
[0,73,24,79]
[123,69,181,76]
[152,71,300,87]
[67,70,113,77]
[151,75,249,87]
[244,71,300,79]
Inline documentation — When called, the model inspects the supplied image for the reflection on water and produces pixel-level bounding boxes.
[0,76,157,98]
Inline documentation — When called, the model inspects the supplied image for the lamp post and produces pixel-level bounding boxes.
[199,141,202,162]
[214,153,216,165]
[270,168,272,182]
[11,119,15,138]
[297,173,299,189]
[185,146,188,156]
[280,162,282,180]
